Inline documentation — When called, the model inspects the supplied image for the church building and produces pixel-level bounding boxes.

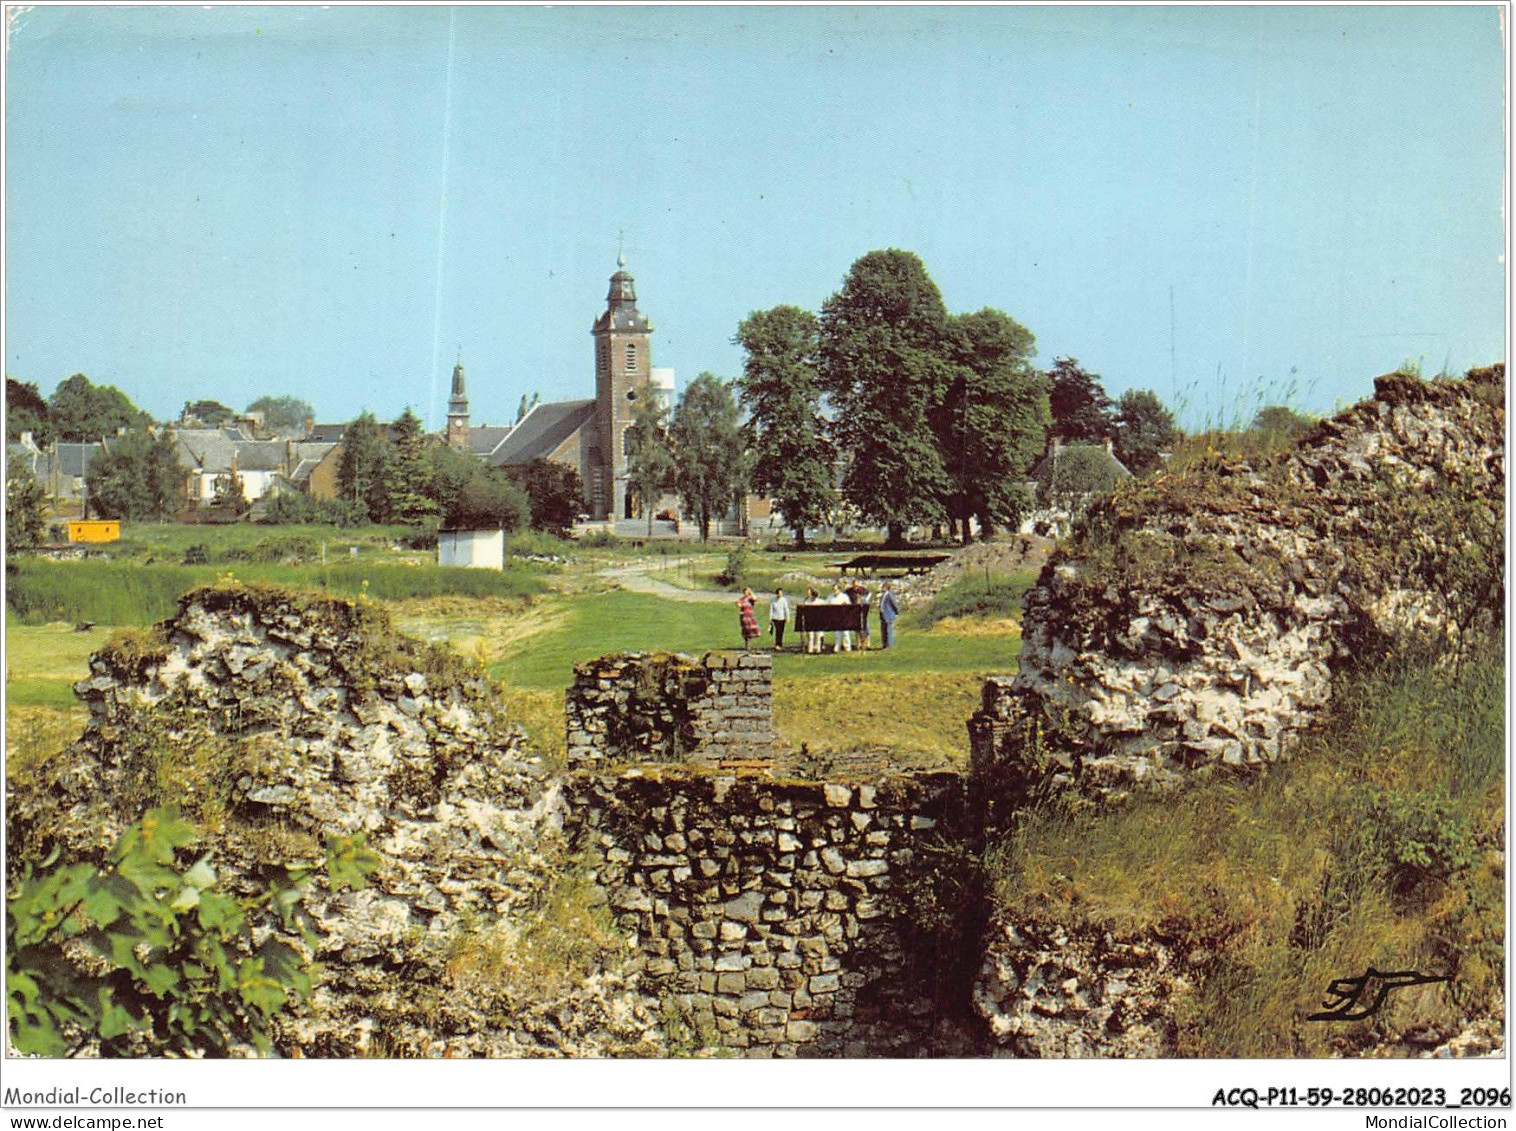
[444,254,674,522]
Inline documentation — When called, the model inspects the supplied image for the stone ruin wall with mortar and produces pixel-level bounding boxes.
[975,368,1504,806]
[560,650,977,1056]
[565,650,775,772]
[565,770,974,1056]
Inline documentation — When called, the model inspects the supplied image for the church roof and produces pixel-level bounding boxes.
[467,426,514,459]
[490,399,595,467]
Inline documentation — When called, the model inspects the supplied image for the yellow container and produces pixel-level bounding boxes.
[66,520,120,543]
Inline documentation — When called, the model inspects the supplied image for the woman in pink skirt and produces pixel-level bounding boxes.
[737,587,761,650]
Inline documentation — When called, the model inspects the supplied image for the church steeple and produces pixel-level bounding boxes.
[592,253,654,520]
[446,358,470,451]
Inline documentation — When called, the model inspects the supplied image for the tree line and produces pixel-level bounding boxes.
[627,249,1182,547]
[308,410,582,536]
[2,376,581,538]
[9,250,1245,547]
[5,377,318,446]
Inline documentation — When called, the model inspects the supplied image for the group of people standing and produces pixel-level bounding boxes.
[736,579,901,652]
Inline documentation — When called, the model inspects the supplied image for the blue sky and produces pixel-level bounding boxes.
[5,4,1505,431]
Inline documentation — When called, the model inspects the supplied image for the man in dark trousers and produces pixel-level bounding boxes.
[878,581,901,649]
[768,587,790,651]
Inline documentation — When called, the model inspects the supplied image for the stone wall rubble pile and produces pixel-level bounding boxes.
[984,367,1504,803]
[6,585,661,1057]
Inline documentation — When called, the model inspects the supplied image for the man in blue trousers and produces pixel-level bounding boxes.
[878,581,901,649]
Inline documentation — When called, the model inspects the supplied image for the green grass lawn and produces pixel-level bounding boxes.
[488,589,1020,690]
[102,521,420,559]
[773,671,987,767]
[6,575,1022,775]
[6,558,548,625]
[5,622,109,708]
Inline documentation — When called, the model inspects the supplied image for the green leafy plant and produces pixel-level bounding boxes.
[1358,789,1477,893]
[7,805,378,1057]
[714,543,750,588]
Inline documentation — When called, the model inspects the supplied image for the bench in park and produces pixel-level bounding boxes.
[793,603,869,634]
[830,553,951,577]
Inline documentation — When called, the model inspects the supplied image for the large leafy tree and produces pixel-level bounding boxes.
[938,309,1049,542]
[6,456,47,549]
[184,400,238,427]
[445,471,529,532]
[819,249,951,546]
[427,444,529,532]
[376,409,436,525]
[336,413,390,522]
[1046,357,1115,443]
[622,396,675,536]
[49,374,147,442]
[246,396,315,437]
[504,457,584,537]
[736,305,836,548]
[6,378,52,445]
[671,373,747,542]
[84,428,187,520]
[1112,389,1178,475]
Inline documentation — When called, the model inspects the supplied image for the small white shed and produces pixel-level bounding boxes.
[437,528,504,570]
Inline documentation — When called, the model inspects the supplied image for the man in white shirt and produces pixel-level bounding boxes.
[768,588,790,651]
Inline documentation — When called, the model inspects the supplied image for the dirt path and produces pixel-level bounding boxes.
[597,558,736,604]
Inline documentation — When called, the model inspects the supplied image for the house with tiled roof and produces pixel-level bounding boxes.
[170,427,285,505]
[1023,436,1133,537]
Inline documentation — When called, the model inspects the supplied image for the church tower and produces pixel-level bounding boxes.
[592,252,653,520]
[445,360,470,452]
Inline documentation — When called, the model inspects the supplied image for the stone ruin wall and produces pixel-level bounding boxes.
[565,769,975,1057]
[8,587,665,1058]
[560,650,977,1056]
[566,650,774,771]
[980,367,1504,805]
